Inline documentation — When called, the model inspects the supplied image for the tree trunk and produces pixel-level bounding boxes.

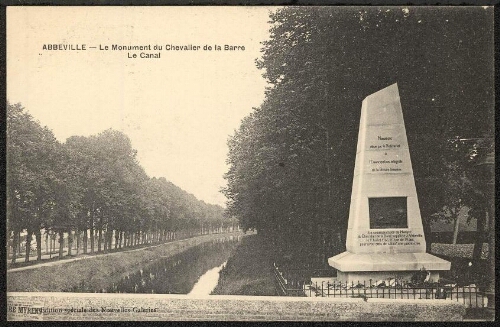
[98,225,102,253]
[35,229,42,261]
[49,234,53,259]
[67,231,73,256]
[18,231,22,256]
[83,229,88,254]
[25,229,33,263]
[11,229,19,264]
[114,230,119,250]
[45,232,49,255]
[103,228,108,252]
[452,212,460,244]
[472,209,486,263]
[90,205,95,254]
[486,200,495,313]
[422,217,433,250]
[105,229,109,251]
[90,225,95,254]
[108,229,113,251]
[76,230,81,255]
[58,231,64,259]
[104,229,108,251]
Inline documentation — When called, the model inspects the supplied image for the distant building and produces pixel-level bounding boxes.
[429,207,479,244]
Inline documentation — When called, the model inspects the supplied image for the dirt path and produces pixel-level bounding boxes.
[8,232,244,273]
[8,240,177,273]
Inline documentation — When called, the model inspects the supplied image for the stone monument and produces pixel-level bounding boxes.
[328,83,450,283]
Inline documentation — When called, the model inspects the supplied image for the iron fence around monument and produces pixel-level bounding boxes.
[273,264,487,308]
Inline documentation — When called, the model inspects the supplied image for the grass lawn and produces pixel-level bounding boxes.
[212,234,277,296]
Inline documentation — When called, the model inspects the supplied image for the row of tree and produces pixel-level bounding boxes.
[224,7,494,268]
[7,102,235,263]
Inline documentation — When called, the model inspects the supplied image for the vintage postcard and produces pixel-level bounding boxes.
[6,5,494,321]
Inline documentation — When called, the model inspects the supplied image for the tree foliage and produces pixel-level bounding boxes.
[7,103,233,263]
[224,7,493,267]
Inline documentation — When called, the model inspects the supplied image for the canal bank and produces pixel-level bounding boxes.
[7,232,245,293]
[212,234,277,296]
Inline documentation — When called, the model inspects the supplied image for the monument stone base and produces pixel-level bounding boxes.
[329,251,451,284]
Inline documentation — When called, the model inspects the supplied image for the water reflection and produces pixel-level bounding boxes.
[188,261,226,296]
[67,236,241,294]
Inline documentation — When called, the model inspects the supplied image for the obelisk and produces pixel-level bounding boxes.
[328,83,450,283]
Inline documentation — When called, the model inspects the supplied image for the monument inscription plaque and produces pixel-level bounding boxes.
[368,197,407,229]
[329,83,450,283]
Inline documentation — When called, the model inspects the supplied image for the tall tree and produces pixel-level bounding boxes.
[7,102,61,262]
[225,7,493,267]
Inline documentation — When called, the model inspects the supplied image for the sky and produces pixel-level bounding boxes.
[7,6,274,207]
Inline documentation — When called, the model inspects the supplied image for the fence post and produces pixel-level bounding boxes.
[469,285,472,308]
[368,279,372,299]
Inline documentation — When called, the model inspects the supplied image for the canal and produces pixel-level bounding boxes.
[65,235,242,295]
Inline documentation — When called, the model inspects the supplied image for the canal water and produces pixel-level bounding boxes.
[66,235,241,295]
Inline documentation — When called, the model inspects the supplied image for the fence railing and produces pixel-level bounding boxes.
[273,264,487,308]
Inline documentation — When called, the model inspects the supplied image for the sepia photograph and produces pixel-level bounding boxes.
[6,5,495,321]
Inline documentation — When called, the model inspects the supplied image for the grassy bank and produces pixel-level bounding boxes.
[212,234,277,296]
[7,232,243,292]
